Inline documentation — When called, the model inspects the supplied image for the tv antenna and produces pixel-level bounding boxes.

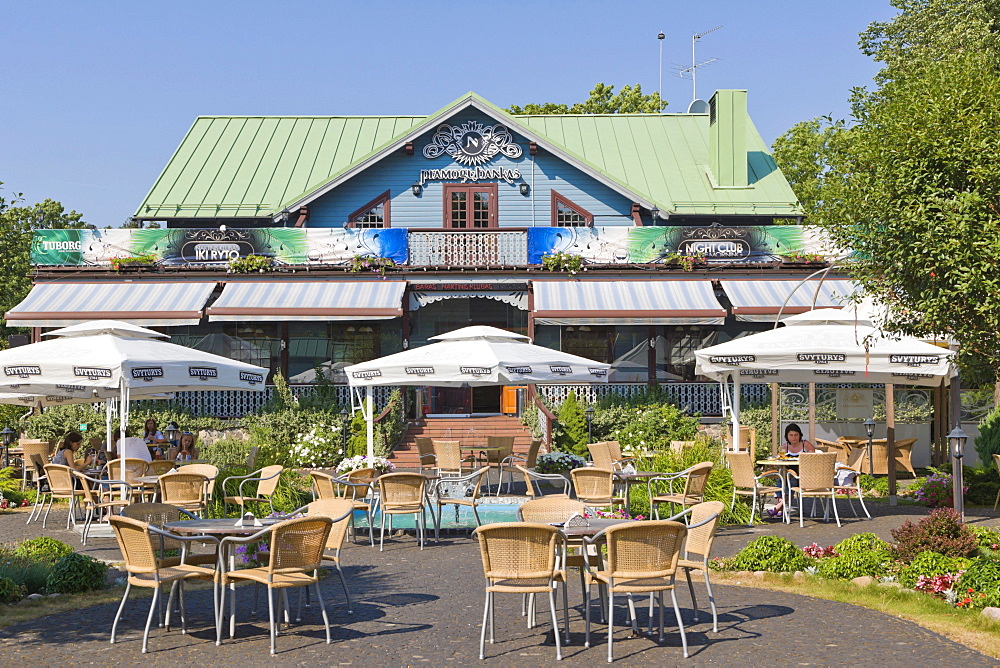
[677,25,722,103]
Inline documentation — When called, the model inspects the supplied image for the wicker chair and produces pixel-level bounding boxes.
[831,462,871,520]
[343,467,378,545]
[893,438,918,476]
[377,472,429,551]
[433,439,475,477]
[725,452,782,526]
[25,454,51,525]
[72,471,133,545]
[647,461,714,520]
[122,502,217,567]
[19,440,50,490]
[500,438,542,494]
[675,501,725,633]
[159,472,210,516]
[815,438,852,465]
[41,464,84,529]
[605,441,635,467]
[223,465,283,515]
[433,467,489,542]
[147,460,177,475]
[415,437,437,471]
[178,463,220,501]
[310,470,376,545]
[516,465,571,498]
[726,426,757,463]
[587,442,615,469]
[218,516,334,655]
[473,522,568,661]
[786,452,840,527]
[107,458,152,500]
[109,515,220,654]
[306,499,357,614]
[571,467,625,509]
[483,436,515,491]
[584,520,689,661]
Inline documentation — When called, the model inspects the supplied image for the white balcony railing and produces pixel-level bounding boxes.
[409,230,527,266]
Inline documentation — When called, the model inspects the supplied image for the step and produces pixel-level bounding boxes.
[391,415,536,465]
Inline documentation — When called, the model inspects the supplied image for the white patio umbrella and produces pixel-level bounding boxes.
[344,326,611,458]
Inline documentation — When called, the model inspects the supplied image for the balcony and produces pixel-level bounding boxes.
[409,230,527,266]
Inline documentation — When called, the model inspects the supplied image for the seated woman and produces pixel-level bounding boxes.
[768,423,816,518]
[167,432,199,461]
[52,432,93,472]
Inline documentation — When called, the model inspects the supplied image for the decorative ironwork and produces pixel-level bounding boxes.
[169,385,394,418]
[409,231,527,266]
[422,121,522,165]
[778,384,933,424]
[537,383,768,416]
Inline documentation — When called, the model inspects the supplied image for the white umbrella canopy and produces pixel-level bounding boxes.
[43,320,169,340]
[780,308,874,327]
[695,324,955,387]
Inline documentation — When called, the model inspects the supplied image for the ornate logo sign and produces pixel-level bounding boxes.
[889,354,939,367]
[4,365,41,378]
[74,366,112,380]
[422,122,523,165]
[131,367,164,382]
[405,367,435,376]
[709,355,756,366]
[189,367,218,381]
[240,371,265,385]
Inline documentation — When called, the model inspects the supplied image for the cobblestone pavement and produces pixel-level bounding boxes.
[0,503,996,665]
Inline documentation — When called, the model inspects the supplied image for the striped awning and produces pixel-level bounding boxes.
[207,280,406,322]
[532,280,726,325]
[4,282,216,327]
[721,279,859,322]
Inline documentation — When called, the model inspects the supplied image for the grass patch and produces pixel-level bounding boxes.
[0,587,148,629]
[713,571,1000,658]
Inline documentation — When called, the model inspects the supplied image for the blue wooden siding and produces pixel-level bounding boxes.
[307,110,636,228]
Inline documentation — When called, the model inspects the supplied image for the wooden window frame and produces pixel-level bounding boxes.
[551,191,594,227]
[347,190,391,228]
[442,183,498,229]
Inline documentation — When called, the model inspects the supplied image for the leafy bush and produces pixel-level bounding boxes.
[890,508,979,561]
[0,547,53,595]
[590,402,699,454]
[201,437,254,470]
[859,474,890,496]
[815,550,892,580]
[288,421,345,468]
[971,526,1000,558]
[0,466,34,505]
[834,532,891,556]
[0,576,24,603]
[14,537,74,564]
[535,452,586,474]
[739,404,773,454]
[956,558,1000,609]
[554,391,588,457]
[898,551,971,589]
[975,405,1000,469]
[727,536,812,573]
[914,471,963,507]
[45,553,107,594]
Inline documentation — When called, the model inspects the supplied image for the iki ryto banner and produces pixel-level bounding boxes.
[31,225,836,267]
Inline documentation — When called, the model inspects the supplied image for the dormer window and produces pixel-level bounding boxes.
[348,191,391,228]
[551,191,593,227]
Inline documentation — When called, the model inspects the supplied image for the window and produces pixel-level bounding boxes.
[443,184,497,228]
[551,191,593,227]
[348,191,390,228]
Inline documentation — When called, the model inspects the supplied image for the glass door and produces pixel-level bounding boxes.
[443,184,497,228]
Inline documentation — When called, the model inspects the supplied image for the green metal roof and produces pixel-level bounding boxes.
[135,93,800,220]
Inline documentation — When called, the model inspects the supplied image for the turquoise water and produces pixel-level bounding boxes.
[354,504,521,530]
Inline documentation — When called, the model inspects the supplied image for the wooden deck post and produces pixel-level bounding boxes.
[886,383,896,505]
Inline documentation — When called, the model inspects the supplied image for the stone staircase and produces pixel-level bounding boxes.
[390,415,536,469]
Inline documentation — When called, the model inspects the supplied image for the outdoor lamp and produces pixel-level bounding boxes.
[164,422,180,442]
[340,407,350,452]
[948,426,968,459]
[650,206,659,221]
[519,183,530,196]
[0,428,13,447]
[411,183,422,196]
[863,417,875,476]
[585,405,595,442]
[863,418,875,438]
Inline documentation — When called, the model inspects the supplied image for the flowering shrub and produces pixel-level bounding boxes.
[348,255,396,276]
[598,404,699,455]
[534,452,586,474]
[541,251,583,274]
[914,472,965,507]
[288,422,344,468]
[587,508,646,520]
[890,508,979,561]
[914,572,961,598]
[802,543,838,559]
[235,541,270,567]
[664,251,705,271]
[956,558,1000,609]
[898,550,970,588]
[336,454,395,474]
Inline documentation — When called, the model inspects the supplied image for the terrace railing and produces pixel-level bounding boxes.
[408,230,527,266]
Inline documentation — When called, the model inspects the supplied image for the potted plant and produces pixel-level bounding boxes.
[781,251,826,266]
[348,255,397,277]
[111,253,158,273]
[541,251,583,274]
[227,254,274,274]
[336,454,395,475]
[534,452,587,476]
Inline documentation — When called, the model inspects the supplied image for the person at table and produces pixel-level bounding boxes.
[768,423,816,517]
[52,432,93,471]
[119,436,153,463]
[142,419,169,459]
[167,432,199,461]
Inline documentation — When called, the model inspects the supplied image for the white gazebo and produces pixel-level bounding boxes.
[344,326,611,458]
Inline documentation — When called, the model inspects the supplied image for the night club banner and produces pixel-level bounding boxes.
[526,225,837,265]
[31,228,409,267]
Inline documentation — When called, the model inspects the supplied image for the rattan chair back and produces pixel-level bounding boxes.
[21,441,50,466]
[796,452,838,492]
[670,440,697,454]
[268,516,333,573]
[518,497,587,523]
[725,452,756,489]
[179,463,219,495]
[73,471,99,507]
[571,467,614,500]
[147,460,176,475]
[378,472,427,509]
[110,515,160,575]
[345,467,376,486]
[123,502,185,525]
[606,441,624,461]
[29,454,47,484]
[43,464,75,495]
[415,437,436,468]
[604,520,686,580]
[257,465,284,497]
[524,439,543,468]
[684,501,725,561]
[245,446,260,471]
[306,499,354,551]
[682,461,714,499]
[485,436,514,464]
[587,442,614,469]
[310,471,339,499]
[433,439,465,474]
[159,472,209,508]
[474,522,559,581]
[107,458,149,485]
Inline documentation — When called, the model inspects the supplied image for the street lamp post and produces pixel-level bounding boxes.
[164,421,180,443]
[585,406,595,444]
[863,417,875,477]
[0,428,14,467]
[949,426,968,520]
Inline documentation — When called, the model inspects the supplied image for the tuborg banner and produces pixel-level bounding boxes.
[32,225,835,267]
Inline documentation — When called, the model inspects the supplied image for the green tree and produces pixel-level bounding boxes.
[792,1,1000,384]
[0,186,87,340]
[508,83,667,115]
[555,391,588,456]
[771,116,849,221]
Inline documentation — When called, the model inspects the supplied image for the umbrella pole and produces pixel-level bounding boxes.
[731,375,741,452]
[365,386,375,460]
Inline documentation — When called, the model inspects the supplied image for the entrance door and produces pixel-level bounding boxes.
[444,184,498,228]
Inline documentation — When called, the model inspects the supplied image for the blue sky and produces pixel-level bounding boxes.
[2,1,895,226]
